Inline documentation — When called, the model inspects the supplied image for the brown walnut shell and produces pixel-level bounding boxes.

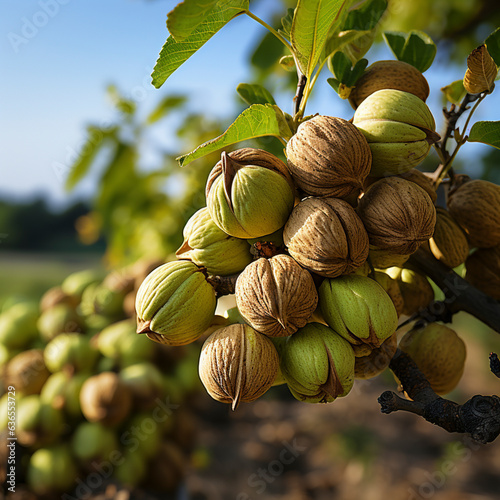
[465,245,500,300]
[235,254,318,337]
[354,332,398,379]
[427,207,469,268]
[349,60,430,109]
[357,177,436,255]
[283,197,369,278]
[447,179,500,248]
[285,115,372,200]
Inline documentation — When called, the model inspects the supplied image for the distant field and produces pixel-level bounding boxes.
[0,251,104,307]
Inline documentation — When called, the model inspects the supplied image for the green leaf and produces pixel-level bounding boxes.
[342,0,387,31]
[279,8,295,41]
[279,55,296,71]
[327,78,340,92]
[166,0,219,41]
[65,126,117,191]
[324,28,370,64]
[146,95,187,124]
[440,80,466,105]
[468,121,500,149]
[152,0,249,88]
[349,57,368,85]
[250,31,285,71]
[237,83,276,106]
[486,27,500,67]
[177,104,291,166]
[331,51,352,81]
[383,30,436,72]
[291,0,349,78]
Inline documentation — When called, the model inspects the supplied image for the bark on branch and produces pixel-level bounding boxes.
[379,349,500,444]
[408,248,500,334]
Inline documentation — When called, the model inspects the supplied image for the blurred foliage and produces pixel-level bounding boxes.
[66,86,225,267]
[66,0,500,268]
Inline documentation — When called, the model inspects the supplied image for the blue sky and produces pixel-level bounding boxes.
[1,0,498,208]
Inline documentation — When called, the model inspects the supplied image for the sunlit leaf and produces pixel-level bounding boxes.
[291,0,349,78]
[177,104,292,166]
[468,121,500,149]
[146,95,187,124]
[65,126,117,191]
[279,55,296,71]
[329,52,367,87]
[324,29,370,66]
[279,8,295,41]
[440,80,466,105]
[152,0,249,88]
[342,0,387,31]
[383,30,436,72]
[250,31,285,71]
[167,0,219,41]
[463,44,497,94]
[237,83,276,106]
[485,27,500,67]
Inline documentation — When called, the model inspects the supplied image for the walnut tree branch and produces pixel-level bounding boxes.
[408,248,500,334]
[378,349,500,444]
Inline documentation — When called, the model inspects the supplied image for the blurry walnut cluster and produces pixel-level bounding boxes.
[0,262,199,497]
[135,60,500,410]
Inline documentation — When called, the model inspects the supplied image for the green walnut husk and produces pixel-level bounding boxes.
[16,395,65,447]
[61,269,102,300]
[96,318,155,368]
[176,207,253,275]
[319,275,398,356]
[41,371,87,418]
[353,89,439,177]
[280,322,355,403]
[37,303,83,341]
[206,148,295,239]
[119,361,164,410]
[0,302,39,350]
[135,260,217,346]
[44,333,98,373]
[27,445,78,495]
[71,421,119,462]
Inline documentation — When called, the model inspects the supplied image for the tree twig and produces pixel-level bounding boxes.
[379,349,500,443]
[408,248,500,334]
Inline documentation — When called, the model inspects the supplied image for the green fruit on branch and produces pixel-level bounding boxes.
[283,197,369,277]
[368,247,410,269]
[353,89,439,176]
[71,421,118,462]
[80,282,127,320]
[5,349,50,396]
[135,260,217,346]
[399,323,466,395]
[198,324,279,410]
[0,302,39,350]
[205,148,295,239]
[426,207,469,268]
[447,179,500,248]
[119,361,164,410]
[235,254,318,337]
[371,271,405,318]
[285,115,372,200]
[349,60,430,109]
[79,371,132,426]
[354,333,398,380]
[357,177,436,255]
[385,266,435,316]
[176,207,253,275]
[319,275,398,356]
[16,395,65,447]
[465,245,500,300]
[39,285,76,312]
[113,448,147,488]
[126,413,164,459]
[280,322,355,403]
[43,333,98,373]
[27,445,77,494]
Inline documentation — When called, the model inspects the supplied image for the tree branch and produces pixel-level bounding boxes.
[408,248,500,334]
[379,349,500,444]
